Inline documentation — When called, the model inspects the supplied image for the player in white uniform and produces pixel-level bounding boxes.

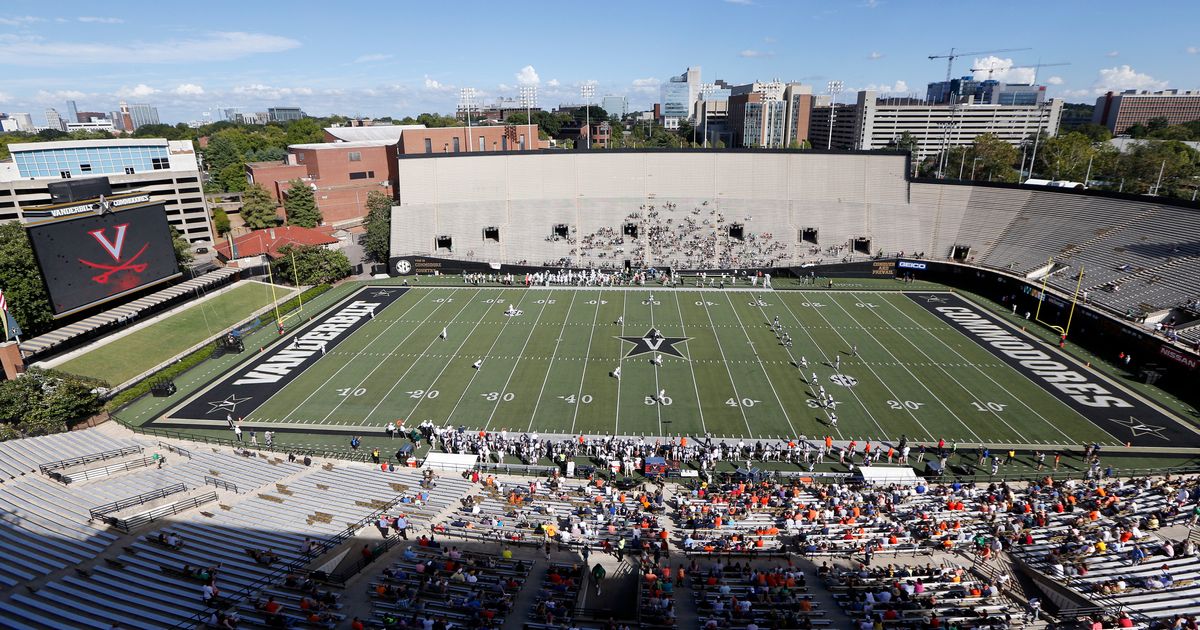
[652,354,663,366]
[612,366,621,380]
[834,355,841,371]
[657,389,667,404]
[800,356,808,369]
[810,372,818,385]
[472,360,483,369]
[441,327,448,340]
[829,413,838,427]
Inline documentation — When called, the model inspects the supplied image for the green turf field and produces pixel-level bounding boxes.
[221,286,1137,447]
[55,281,291,385]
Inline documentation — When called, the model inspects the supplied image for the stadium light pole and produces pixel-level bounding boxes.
[459,87,476,152]
[825,80,844,150]
[581,83,596,149]
[519,85,537,126]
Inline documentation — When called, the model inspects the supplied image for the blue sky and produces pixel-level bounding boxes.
[1,0,1198,124]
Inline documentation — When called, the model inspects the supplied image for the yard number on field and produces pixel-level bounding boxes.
[407,390,439,399]
[337,387,367,397]
[559,394,593,404]
[887,400,924,410]
[726,398,760,408]
[484,392,515,402]
[645,395,673,406]
[972,401,1007,412]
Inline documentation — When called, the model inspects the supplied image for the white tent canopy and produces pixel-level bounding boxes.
[421,452,478,473]
[854,466,920,486]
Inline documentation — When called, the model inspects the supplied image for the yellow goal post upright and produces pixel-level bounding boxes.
[1033,257,1085,340]
[271,249,308,329]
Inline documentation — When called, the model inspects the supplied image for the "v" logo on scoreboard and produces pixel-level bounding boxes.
[88,224,129,262]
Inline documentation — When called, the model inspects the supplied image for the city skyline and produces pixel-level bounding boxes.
[0,0,1198,124]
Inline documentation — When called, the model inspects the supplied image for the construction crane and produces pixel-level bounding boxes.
[929,47,1033,82]
[970,61,1070,83]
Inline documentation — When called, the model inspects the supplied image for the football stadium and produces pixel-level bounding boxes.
[0,148,1198,630]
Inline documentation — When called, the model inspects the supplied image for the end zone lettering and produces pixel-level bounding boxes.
[935,306,1132,409]
[234,300,379,385]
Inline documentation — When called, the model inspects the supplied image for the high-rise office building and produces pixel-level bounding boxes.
[44,108,65,132]
[927,77,1045,106]
[65,100,79,124]
[660,66,702,125]
[601,95,629,119]
[268,107,305,122]
[129,103,160,129]
[728,82,812,148]
[1093,90,1200,134]
[809,90,1063,158]
[11,113,34,132]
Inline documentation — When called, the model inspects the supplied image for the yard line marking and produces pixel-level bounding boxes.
[826,293,976,442]
[283,288,437,422]
[776,294,880,440]
[722,292,796,438]
[442,290,538,423]
[480,291,556,432]
[358,289,485,423]
[614,292,628,436]
[852,291,1022,440]
[526,291,581,432]
[671,291,707,437]
[568,291,604,435]
[648,291,663,436]
[697,292,753,437]
[880,293,1087,444]
[746,293,840,438]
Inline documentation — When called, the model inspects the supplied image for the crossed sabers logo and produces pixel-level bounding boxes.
[617,328,690,359]
[79,224,149,284]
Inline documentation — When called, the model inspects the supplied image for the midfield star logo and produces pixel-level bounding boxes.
[206,394,252,415]
[618,328,690,359]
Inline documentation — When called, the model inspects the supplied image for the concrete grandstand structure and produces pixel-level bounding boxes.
[389,150,1200,320]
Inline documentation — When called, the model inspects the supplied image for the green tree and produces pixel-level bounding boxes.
[0,222,54,336]
[283,179,321,227]
[362,190,393,263]
[1111,140,1199,196]
[212,207,231,236]
[170,227,194,266]
[1146,117,1170,134]
[0,367,103,439]
[240,184,280,229]
[1037,132,1097,181]
[969,134,1020,182]
[1073,123,1113,143]
[217,163,248,193]
[271,244,352,285]
[285,118,324,145]
[37,129,68,140]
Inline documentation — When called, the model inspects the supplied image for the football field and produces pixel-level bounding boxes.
[162,285,1195,448]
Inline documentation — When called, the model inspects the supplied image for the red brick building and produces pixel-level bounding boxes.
[215,225,339,267]
[1093,90,1200,134]
[246,140,396,226]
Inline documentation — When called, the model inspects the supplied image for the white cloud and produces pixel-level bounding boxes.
[868,51,884,60]
[970,56,1035,83]
[173,83,205,96]
[865,80,909,93]
[231,84,314,100]
[423,75,454,93]
[763,36,776,44]
[353,53,393,63]
[0,31,300,65]
[1105,50,1119,57]
[863,0,880,7]
[1092,65,1167,94]
[35,89,86,101]
[738,49,774,58]
[1046,76,1064,85]
[724,0,754,5]
[515,65,540,85]
[78,16,123,24]
[0,16,43,27]
[116,83,160,98]
[0,91,10,103]
[1061,89,1091,100]
[547,79,560,87]
[497,83,513,92]
[1188,46,1198,55]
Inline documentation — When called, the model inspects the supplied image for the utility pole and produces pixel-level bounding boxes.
[580,84,595,149]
